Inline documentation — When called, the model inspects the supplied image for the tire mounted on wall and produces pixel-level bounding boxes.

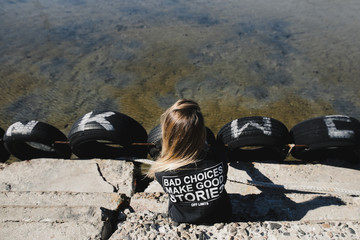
[147,124,216,160]
[3,121,71,161]
[217,116,291,161]
[147,124,162,159]
[290,115,360,161]
[0,127,11,162]
[68,111,148,159]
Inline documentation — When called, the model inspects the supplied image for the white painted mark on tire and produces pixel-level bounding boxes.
[231,117,272,138]
[6,120,39,137]
[324,115,354,139]
[78,111,116,131]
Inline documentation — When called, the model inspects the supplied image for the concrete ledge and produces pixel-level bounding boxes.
[0,206,102,223]
[0,204,117,240]
[95,159,135,197]
[0,221,109,240]
[1,158,359,239]
[142,160,360,221]
[227,160,360,195]
[0,158,134,196]
[130,192,168,213]
[0,191,124,210]
[0,159,134,240]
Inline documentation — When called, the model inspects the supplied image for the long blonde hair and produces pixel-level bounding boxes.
[147,99,206,178]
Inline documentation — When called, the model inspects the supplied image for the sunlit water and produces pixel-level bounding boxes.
[1,0,360,140]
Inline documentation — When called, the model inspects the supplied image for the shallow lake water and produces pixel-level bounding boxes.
[1,0,360,137]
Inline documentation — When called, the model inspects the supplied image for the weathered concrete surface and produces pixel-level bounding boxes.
[1,158,359,239]
[0,158,134,196]
[142,160,360,221]
[227,160,360,196]
[0,221,109,240]
[144,179,164,193]
[0,191,124,209]
[130,192,168,213]
[96,159,135,197]
[109,209,360,240]
[0,159,134,240]
[0,206,103,223]
[0,199,122,240]
[0,159,113,192]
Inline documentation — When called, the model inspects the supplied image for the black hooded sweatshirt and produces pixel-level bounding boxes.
[155,148,232,224]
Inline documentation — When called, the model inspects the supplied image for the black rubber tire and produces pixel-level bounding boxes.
[147,124,216,160]
[205,127,216,147]
[68,111,148,159]
[0,127,11,162]
[3,121,71,161]
[290,115,360,161]
[217,116,290,161]
[147,124,162,159]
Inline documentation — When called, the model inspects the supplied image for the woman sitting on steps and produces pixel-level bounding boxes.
[147,99,232,224]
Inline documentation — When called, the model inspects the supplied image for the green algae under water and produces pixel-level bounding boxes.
[0,0,360,140]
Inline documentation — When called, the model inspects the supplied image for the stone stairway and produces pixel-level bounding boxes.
[1,158,360,239]
[0,159,134,240]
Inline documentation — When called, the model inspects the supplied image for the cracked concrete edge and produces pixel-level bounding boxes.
[96,163,118,193]
[0,203,118,240]
[0,158,135,197]
[95,159,135,197]
[0,159,133,240]
[0,159,114,192]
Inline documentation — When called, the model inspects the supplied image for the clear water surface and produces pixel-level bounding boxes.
[1,0,360,139]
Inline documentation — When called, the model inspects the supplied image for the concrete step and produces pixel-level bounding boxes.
[0,159,135,240]
[0,221,109,240]
[133,190,360,222]
[0,191,124,209]
[0,205,103,223]
[227,159,360,196]
[0,158,135,196]
[0,204,119,240]
[130,192,168,213]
